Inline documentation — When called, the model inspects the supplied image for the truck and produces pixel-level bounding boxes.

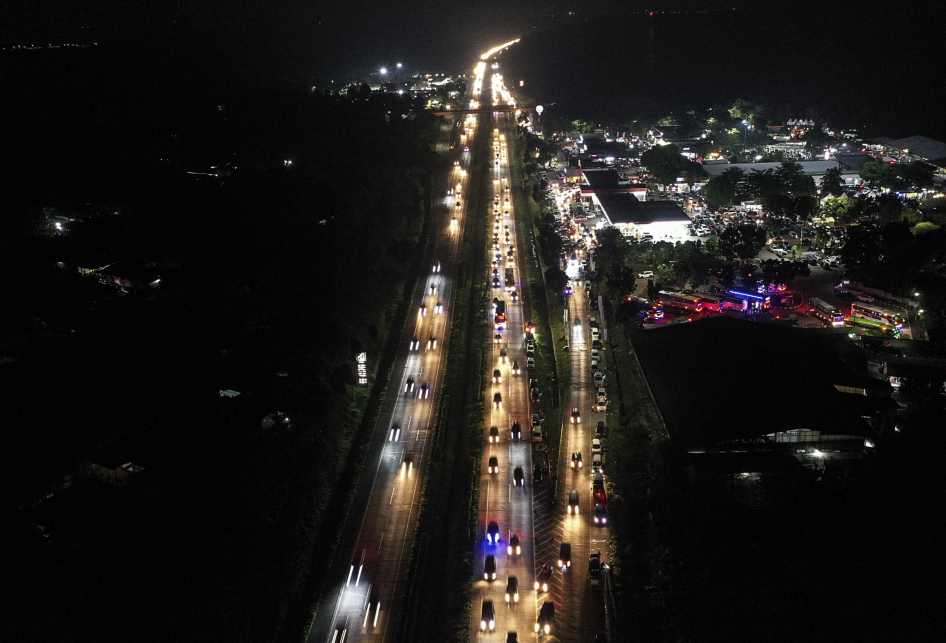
[589,551,602,585]
[504,268,515,292]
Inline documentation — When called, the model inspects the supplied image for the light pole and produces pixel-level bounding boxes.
[742,120,752,157]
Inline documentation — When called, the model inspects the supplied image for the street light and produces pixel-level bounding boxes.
[380,67,387,75]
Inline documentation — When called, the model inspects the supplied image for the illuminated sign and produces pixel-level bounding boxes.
[357,353,368,385]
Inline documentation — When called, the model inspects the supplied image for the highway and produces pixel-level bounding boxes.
[469,70,539,642]
[308,108,476,643]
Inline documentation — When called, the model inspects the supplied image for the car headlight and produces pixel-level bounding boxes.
[481,621,487,630]
[535,624,540,632]
[544,624,550,634]
[505,593,510,602]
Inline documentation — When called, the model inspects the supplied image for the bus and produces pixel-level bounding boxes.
[851,301,905,327]
[504,268,515,292]
[624,295,664,320]
[844,316,901,338]
[808,298,844,326]
[726,289,772,313]
[699,294,722,312]
[495,300,507,330]
[657,291,704,313]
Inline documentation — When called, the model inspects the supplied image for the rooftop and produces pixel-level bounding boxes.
[630,316,879,450]
[596,194,689,225]
[881,135,946,161]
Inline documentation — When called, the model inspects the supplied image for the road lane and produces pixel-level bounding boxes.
[310,115,474,643]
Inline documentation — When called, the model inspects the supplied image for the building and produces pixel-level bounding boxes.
[630,316,893,467]
[697,159,861,188]
[593,193,690,240]
[876,135,946,167]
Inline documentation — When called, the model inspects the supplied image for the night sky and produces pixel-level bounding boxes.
[2,0,696,77]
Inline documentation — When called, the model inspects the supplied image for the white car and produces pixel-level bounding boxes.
[638,271,654,279]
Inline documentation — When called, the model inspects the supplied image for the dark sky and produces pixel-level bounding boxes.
[1,0,681,79]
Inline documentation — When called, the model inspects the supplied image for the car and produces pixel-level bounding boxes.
[487,520,500,544]
[558,543,572,570]
[535,564,553,592]
[592,438,602,455]
[506,634,518,643]
[505,576,519,603]
[594,503,608,524]
[570,407,581,424]
[480,600,496,631]
[526,342,535,355]
[484,555,497,581]
[417,382,431,399]
[510,360,520,375]
[592,453,603,471]
[638,271,654,279]
[511,291,519,302]
[427,335,437,350]
[400,452,413,476]
[410,337,419,350]
[364,584,382,628]
[433,262,441,273]
[504,210,510,217]
[567,489,580,514]
[527,357,535,371]
[535,601,555,635]
[419,304,427,316]
[494,333,502,344]
[513,466,524,486]
[593,372,605,385]
[488,456,499,473]
[507,533,521,556]
[500,347,508,362]
[510,420,522,440]
[429,284,437,296]
[493,369,502,384]
[571,452,582,469]
[489,426,500,443]
[405,376,415,393]
[492,277,501,287]
[389,423,401,442]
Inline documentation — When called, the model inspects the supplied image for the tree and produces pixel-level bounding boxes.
[775,160,816,196]
[718,224,767,262]
[861,158,895,188]
[901,208,923,226]
[545,266,568,293]
[913,222,940,235]
[822,196,860,224]
[896,162,935,189]
[640,144,684,187]
[820,166,845,197]
[700,176,736,209]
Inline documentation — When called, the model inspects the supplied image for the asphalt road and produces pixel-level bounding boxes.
[470,104,539,642]
[309,115,470,643]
